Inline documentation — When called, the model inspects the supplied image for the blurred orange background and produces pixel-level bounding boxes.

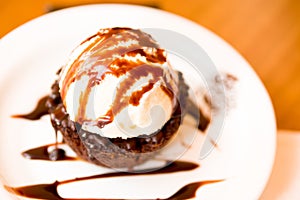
[1,0,300,130]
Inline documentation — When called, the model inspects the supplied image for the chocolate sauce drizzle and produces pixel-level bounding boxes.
[11,96,49,120]
[5,180,222,200]
[22,144,76,161]
[11,95,75,161]
[4,160,222,200]
[60,28,172,128]
[185,98,210,131]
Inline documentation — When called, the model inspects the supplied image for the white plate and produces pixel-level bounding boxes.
[0,4,276,200]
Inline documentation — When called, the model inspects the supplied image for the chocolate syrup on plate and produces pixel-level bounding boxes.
[12,96,49,120]
[185,98,210,131]
[4,160,222,200]
[5,180,222,200]
[22,144,77,161]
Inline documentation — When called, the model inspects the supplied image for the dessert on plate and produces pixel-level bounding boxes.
[45,27,202,168]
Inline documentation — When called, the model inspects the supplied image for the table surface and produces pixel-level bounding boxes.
[261,130,300,200]
[1,0,300,130]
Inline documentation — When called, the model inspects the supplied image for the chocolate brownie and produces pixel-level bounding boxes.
[46,72,189,169]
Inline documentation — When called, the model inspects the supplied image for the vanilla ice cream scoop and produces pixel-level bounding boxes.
[59,28,179,139]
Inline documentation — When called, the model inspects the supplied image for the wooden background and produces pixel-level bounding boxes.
[1,0,299,130]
